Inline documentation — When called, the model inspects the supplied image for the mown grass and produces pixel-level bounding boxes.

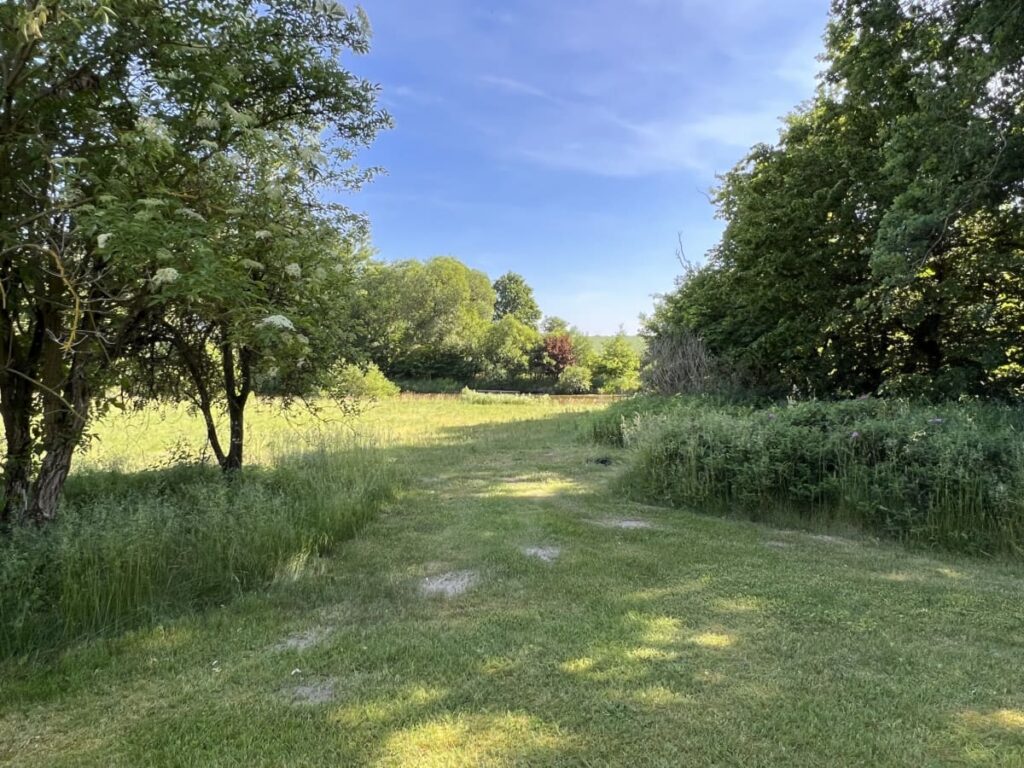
[592,396,1024,556]
[2,397,1024,766]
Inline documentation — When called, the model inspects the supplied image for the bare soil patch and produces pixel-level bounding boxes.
[522,546,561,562]
[420,570,479,597]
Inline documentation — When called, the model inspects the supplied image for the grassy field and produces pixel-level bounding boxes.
[3,395,1024,766]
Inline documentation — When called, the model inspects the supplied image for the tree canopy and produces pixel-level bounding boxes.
[0,0,388,521]
[650,0,1024,401]
[493,272,542,328]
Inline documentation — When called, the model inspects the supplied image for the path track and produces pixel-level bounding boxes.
[3,401,1023,766]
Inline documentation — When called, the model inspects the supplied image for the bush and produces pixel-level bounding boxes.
[641,328,734,395]
[459,388,548,405]
[598,372,641,394]
[331,362,400,399]
[0,441,401,658]
[473,373,553,394]
[555,365,592,394]
[397,377,465,394]
[595,396,1024,555]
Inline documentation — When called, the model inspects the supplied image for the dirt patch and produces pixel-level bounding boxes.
[420,570,479,598]
[272,626,332,652]
[288,678,336,705]
[522,546,561,562]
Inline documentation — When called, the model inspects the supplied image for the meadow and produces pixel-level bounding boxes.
[2,395,1024,766]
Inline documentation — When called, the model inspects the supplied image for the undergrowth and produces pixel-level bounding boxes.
[592,396,1024,555]
[0,440,401,658]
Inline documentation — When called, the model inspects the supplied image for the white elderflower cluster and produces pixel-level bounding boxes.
[284,263,302,279]
[151,267,180,286]
[258,314,296,331]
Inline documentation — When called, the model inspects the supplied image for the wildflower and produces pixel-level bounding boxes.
[766,412,777,420]
[284,263,302,279]
[254,230,272,240]
[97,233,112,249]
[151,267,180,286]
[850,431,861,440]
[258,314,295,331]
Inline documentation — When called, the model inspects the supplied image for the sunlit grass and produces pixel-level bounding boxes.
[2,396,1023,766]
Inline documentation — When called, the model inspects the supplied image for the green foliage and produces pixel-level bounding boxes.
[541,316,571,334]
[330,363,400,400]
[555,365,593,394]
[593,333,642,393]
[598,396,1024,555]
[0,0,389,519]
[0,442,400,657]
[481,315,543,380]
[354,257,495,381]
[651,0,1024,401]
[459,388,548,405]
[492,272,542,328]
[396,378,465,394]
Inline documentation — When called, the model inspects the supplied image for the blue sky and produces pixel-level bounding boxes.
[342,0,832,333]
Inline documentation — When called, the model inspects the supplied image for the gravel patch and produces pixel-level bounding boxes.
[420,570,479,598]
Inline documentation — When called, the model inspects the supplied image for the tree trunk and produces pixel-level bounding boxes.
[219,341,252,473]
[0,382,34,525]
[224,395,244,471]
[27,355,90,525]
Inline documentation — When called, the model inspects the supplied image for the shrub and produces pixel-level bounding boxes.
[641,328,734,395]
[331,362,400,399]
[593,333,641,393]
[598,373,641,394]
[472,374,553,394]
[596,396,1024,555]
[459,388,547,405]
[397,377,465,394]
[556,365,593,394]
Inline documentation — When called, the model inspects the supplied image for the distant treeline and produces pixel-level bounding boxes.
[341,257,642,395]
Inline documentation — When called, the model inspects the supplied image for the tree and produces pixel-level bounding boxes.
[650,0,1024,400]
[593,334,641,393]
[541,316,570,334]
[481,315,542,380]
[0,1,388,522]
[540,333,576,376]
[493,272,541,328]
[354,257,495,381]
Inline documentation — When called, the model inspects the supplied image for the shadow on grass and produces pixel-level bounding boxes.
[3,408,1024,766]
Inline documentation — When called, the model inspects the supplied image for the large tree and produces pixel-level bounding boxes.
[353,257,495,380]
[0,1,388,522]
[651,0,1024,400]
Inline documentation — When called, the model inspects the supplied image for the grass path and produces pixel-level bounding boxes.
[3,399,1024,766]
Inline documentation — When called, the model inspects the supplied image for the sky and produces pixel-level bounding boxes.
[339,0,832,334]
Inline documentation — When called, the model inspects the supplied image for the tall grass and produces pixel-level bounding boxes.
[592,396,1024,555]
[0,439,401,657]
